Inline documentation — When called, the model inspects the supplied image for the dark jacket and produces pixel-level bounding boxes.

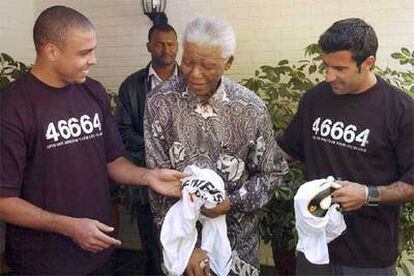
[117,63,180,205]
[117,64,151,167]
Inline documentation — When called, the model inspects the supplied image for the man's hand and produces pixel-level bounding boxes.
[65,218,121,253]
[186,248,210,276]
[331,181,366,211]
[201,198,231,218]
[144,168,186,198]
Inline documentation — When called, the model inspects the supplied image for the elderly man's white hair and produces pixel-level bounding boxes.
[183,16,236,59]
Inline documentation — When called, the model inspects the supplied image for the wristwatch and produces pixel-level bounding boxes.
[366,186,380,206]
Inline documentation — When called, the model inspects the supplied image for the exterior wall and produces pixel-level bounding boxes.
[34,0,153,91]
[0,0,35,64]
[33,0,414,91]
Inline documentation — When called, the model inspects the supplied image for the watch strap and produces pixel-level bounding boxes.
[367,186,379,206]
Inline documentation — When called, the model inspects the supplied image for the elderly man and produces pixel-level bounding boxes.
[144,16,288,276]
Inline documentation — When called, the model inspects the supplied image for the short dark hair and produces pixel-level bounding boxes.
[33,5,94,53]
[318,18,378,67]
[148,24,177,42]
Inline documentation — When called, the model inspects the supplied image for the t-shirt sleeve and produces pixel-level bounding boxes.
[395,96,414,185]
[89,80,125,163]
[277,94,306,161]
[0,89,27,197]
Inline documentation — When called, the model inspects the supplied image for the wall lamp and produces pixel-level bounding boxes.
[142,0,167,24]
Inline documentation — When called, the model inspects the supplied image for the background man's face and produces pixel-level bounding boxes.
[53,28,96,85]
[181,42,231,100]
[147,30,178,67]
[323,50,371,95]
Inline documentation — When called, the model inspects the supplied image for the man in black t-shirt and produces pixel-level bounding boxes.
[278,18,414,275]
[0,6,185,275]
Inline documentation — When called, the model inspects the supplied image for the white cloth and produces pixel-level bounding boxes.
[294,177,346,265]
[160,165,232,276]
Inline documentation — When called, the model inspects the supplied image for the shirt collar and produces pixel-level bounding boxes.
[184,77,230,119]
[184,77,229,103]
[148,63,178,83]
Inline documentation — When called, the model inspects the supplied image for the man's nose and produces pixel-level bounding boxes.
[88,51,96,65]
[325,67,336,83]
[161,44,171,55]
[189,64,203,78]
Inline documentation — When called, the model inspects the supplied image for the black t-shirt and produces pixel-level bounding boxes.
[278,76,414,268]
[0,73,124,274]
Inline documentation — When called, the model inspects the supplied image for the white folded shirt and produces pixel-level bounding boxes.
[160,165,232,276]
[294,177,346,265]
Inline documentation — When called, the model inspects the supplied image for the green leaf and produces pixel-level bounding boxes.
[1,52,15,64]
[391,53,404,60]
[308,65,317,74]
[278,60,289,65]
[401,48,410,57]
[400,59,409,65]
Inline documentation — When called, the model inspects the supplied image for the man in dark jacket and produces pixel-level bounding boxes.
[117,24,179,275]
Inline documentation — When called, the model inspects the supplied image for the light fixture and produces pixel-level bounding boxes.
[142,0,167,23]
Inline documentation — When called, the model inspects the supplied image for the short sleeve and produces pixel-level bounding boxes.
[395,96,414,184]
[277,94,307,161]
[0,88,29,197]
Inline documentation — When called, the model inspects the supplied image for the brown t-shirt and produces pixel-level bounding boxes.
[278,76,414,268]
[0,73,124,274]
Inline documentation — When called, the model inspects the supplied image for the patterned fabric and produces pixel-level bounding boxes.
[144,75,288,274]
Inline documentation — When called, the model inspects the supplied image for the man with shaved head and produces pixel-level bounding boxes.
[0,5,184,274]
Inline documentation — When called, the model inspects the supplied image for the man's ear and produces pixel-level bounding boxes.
[146,42,151,53]
[224,56,234,71]
[362,55,376,71]
[43,42,59,62]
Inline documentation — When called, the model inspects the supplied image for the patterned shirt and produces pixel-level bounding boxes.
[144,75,288,275]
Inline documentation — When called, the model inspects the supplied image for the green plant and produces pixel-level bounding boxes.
[376,47,414,97]
[241,45,414,275]
[0,53,30,93]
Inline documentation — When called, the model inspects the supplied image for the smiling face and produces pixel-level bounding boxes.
[323,50,375,95]
[51,27,97,86]
[180,41,233,100]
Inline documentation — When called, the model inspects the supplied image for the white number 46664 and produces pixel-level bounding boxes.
[312,117,370,147]
[46,113,101,142]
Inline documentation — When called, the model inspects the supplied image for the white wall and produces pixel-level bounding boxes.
[34,0,153,91]
[3,0,414,91]
[34,0,414,91]
[0,0,35,64]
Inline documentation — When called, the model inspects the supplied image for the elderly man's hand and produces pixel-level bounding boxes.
[201,198,231,218]
[144,168,186,198]
[331,180,366,211]
[186,248,210,276]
